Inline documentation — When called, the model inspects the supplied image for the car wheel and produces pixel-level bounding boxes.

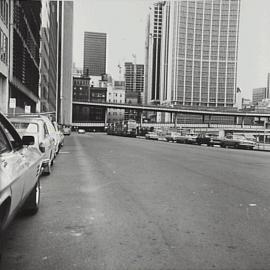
[22,180,40,215]
[221,143,225,148]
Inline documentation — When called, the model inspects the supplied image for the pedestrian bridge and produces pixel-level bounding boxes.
[73,101,270,118]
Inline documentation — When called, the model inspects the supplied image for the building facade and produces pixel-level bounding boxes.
[107,81,125,123]
[253,87,268,105]
[124,62,144,105]
[48,0,58,113]
[72,75,107,127]
[57,1,74,125]
[9,0,42,113]
[0,0,9,113]
[83,32,106,76]
[145,0,241,108]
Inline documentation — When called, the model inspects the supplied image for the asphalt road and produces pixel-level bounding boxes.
[1,134,270,270]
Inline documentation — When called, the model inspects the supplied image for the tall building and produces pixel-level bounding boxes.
[0,0,9,113]
[145,0,241,108]
[9,0,42,113]
[253,87,268,105]
[57,1,74,125]
[124,62,144,105]
[83,32,107,76]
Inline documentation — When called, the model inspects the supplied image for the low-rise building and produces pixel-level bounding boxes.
[107,80,125,123]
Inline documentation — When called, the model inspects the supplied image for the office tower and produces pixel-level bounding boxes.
[124,62,144,105]
[145,0,241,108]
[57,1,74,125]
[83,32,107,76]
[124,62,144,93]
[0,0,9,113]
[253,87,268,105]
[9,0,42,113]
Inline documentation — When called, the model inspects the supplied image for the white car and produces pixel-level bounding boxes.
[15,115,59,159]
[145,132,158,140]
[0,112,43,235]
[78,129,86,134]
[10,118,56,175]
[53,122,64,152]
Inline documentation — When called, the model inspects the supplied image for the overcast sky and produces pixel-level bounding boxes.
[73,0,270,99]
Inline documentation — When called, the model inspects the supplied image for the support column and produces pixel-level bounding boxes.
[234,116,237,125]
[208,115,212,128]
[174,113,178,128]
[241,117,245,127]
[202,114,205,124]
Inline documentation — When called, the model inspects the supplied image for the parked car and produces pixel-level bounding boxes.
[14,115,59,159]
[220,134,256,150]
[9,117,55,175]
[78,129,86,134]
[175,134,189,144]
[196,133,211,146]
[53,122,64,152]
[63,126,71,136]
[145,132,158,140]
[185,134,198,144]
[165,132,181,142]
[0,112,43,236]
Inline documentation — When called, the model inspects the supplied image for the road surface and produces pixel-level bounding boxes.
[2,134,270,270]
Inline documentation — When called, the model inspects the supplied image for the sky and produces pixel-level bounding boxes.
[73,0,270,100]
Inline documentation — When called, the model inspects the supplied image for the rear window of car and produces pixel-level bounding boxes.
[12,122,39,133]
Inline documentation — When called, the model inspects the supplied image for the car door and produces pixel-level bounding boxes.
[0,121,26,214]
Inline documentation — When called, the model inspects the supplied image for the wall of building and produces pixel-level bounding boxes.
[60,1,73,125]
[9,0,42,113]
[0,0,9,113]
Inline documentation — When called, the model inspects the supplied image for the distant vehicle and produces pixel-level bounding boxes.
[185,134,198,144]
[63,126,71,136]
[10,118,56,175]
[78,129,86,134]
[196,133,211,146]
[0,112,43,235]
[165,132,181,142]
[106,120,137,137]
[145,132,158,140]
[220,134,256,150]
[175,134,196,144]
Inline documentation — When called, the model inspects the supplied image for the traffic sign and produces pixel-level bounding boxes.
[9,98,16,109]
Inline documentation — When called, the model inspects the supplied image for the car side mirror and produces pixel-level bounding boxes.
[22,135,35,146]
[39,142,46,153]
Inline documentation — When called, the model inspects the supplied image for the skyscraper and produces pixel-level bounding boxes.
[145,0,241,108]
[83,32,107,76]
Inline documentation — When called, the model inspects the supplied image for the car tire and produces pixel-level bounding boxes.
[220,143,225,148]
[22,180,40,215]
